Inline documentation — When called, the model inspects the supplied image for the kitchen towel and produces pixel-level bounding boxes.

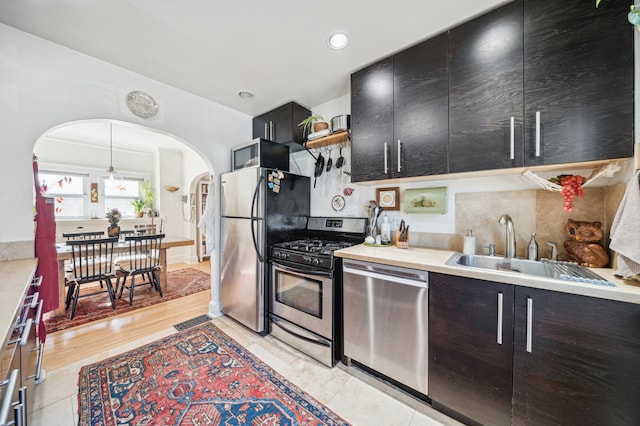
[609,169,640,281]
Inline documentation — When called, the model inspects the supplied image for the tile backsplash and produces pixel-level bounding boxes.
[408,185,625,265]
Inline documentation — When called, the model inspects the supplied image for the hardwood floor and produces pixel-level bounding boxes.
[35,259,459,426]
[42,261,211,371]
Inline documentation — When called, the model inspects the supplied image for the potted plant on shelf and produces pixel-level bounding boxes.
[106,208,122,238]
[131,199,145,218]
[298,114,329,139]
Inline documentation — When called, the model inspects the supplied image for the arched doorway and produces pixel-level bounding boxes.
[33,119,215,316]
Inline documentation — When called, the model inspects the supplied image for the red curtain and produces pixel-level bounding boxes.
[33,159,59,343]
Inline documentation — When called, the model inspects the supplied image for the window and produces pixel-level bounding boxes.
[38,172,86,218]
[103,178,142,217]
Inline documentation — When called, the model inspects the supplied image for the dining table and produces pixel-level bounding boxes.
[54,235,194,316]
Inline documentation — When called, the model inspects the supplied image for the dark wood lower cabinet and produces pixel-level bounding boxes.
[429,273,514,426]
[430,274,640,425]
[513,287,640,426]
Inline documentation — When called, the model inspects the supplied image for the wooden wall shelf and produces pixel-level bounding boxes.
[304,130,349,150]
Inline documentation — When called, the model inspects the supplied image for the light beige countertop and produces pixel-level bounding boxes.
[0,258,38,353]
[335,245,640,305]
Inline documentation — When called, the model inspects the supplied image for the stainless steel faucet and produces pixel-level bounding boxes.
[498,214,516,258]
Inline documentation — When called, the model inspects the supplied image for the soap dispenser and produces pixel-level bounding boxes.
[380,214,391,245]
[528,233,538,261]
[463,229,476,255]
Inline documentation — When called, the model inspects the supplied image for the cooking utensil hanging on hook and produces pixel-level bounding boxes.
[313,151,325,188]
[326,147,333,172]
[336,147,345,169]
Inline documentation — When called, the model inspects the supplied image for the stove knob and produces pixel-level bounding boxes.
[312,258,320,266]
[303,256,312,264]
[274,252,281,258]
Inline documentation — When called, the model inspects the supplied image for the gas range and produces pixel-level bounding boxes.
[269,216,368,367]
[271,217,368,272]
[272,239,357,270]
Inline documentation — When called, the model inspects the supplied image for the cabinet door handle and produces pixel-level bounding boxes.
[264,122,269,140]
[510,117,515,160]
[526,297,533,353]
[384,142,389,174]
[535,111,541,157]
[497,292,503,345]
[397,140,402,173]
[269,121,275,141]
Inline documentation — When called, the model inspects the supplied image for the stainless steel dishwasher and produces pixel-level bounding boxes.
[342,259,429,395]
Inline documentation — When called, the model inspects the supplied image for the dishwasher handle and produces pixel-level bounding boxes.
[343,262,427,288]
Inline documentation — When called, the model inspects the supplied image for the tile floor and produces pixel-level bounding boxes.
[31,315,462,426]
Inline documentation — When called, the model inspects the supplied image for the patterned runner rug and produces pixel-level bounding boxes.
[45,268,210,333]
[78,322,350,425]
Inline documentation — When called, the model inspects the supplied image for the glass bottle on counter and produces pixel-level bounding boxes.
[528,233,538,261]
[380,214,391,245]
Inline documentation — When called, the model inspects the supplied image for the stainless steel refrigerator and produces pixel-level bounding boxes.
[220,167,310,333]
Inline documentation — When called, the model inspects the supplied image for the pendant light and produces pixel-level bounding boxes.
[107,122,116,180]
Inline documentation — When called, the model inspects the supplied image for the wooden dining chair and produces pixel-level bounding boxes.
[62,231,105,240]
[65,237,118,319]
[115,234,165,305]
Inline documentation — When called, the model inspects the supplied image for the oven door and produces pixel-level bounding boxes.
[271,262,333,339]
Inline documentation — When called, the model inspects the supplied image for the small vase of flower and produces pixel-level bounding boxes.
[106,208,122,238]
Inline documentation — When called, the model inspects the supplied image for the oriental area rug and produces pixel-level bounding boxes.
[45,268,210,333]
[78,322,350,426]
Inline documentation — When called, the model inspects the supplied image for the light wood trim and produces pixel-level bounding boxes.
[304,130,349,149]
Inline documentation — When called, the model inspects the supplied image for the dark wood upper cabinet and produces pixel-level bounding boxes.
[350,57,394,182]
[252,102,310,153]
[351,0,633,181]
[449,0,524,173]
[513,287,640,425]
[351,34,448,182]
[393,34,449,177]
[429,273,514,426]
[523,0,633,166]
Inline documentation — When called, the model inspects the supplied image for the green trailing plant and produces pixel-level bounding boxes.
[140,180,156,213]
[297,114,325,137]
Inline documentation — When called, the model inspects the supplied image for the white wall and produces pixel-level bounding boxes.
[0,23,251,242]
[0,23,252,316]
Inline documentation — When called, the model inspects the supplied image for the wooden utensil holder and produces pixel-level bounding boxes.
[396,232,409,249]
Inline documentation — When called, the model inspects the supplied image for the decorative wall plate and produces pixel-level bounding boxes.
[126,91,159,118]
[331,195,345,211]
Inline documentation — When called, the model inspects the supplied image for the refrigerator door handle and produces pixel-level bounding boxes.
[250,174,265,262]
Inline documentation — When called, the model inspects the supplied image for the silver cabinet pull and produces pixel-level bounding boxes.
[497,292,504,344]
[510,117,515,160]
[19,318,33,347]
[263,122,268,139]
[535,111,541,157]
[384,142,389,174]
[0,369,19,425]
[269,121,275,141]
[397,140,402,173]
[526,297,533,353]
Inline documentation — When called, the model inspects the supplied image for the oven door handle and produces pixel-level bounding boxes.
[272,262,332,279]
[271,316,331,347]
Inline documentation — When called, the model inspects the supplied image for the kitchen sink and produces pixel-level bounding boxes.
[446,253,615,287]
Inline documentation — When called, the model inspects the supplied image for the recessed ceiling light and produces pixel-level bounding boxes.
[327,32,349,50]
[238,91,255,100]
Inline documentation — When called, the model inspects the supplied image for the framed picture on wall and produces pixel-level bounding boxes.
[376,187,400,210]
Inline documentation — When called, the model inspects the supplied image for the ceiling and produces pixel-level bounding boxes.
[0,0,507,117]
